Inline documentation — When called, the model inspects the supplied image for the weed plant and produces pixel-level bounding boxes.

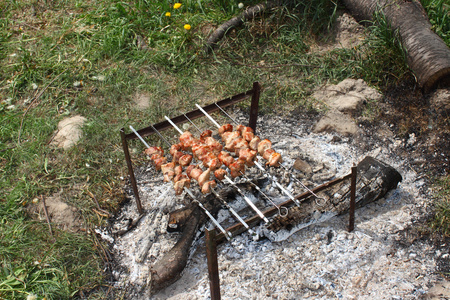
[0,0,449,298]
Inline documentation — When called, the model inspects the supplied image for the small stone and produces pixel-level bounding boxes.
[293,158,312,174]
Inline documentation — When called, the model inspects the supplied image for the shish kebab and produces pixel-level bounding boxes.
[182,113,288,218]
[149,119,257,236]
[164,116,270,224]
[129,125,232,240]
[195,104,302,207]
[213,103,327,206]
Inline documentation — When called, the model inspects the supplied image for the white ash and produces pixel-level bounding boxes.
[103,109,443,299]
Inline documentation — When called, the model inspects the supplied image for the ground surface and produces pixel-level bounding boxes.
[100,79,449,299]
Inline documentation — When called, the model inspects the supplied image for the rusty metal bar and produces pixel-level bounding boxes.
[348,166,357,232]
[205,228,221,300]
[120,128,143,214]
[248,82,261,134]
[124,84,258,141]
[215,173,352,243]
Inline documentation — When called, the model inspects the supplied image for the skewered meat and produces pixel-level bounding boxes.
[170,143,182,156]
[201,180,217,194]
[224,134,242,151]
[152,155,167,170]
[266,152,282,167]
[192,144,213,160]
[249,136,261,151]
[236,124,245,132]
[218,151,235,167]
[236,125,254,141]
[161,162,176,182]
[229,159,246,178]
[186,165,196,177]
[262,149,282,167]
[214,168,227,181]
[257,139,272,156]
[232,137,249,155]
[144,146,164,157]
[172,150,184,163]
[189,167,203,181]
[200,129,213,141]
[179,131,197,150]
[198,169,211,187]
[242,130,254,142]
[238,148,257,166]
[218,124,233,135]
[201,153,222,170]
[174,164,183,176]
[222,131,240,146]
[173,175,190,195]
[179,154,193,167]
[203,136,223,154]
[262,148,276,161]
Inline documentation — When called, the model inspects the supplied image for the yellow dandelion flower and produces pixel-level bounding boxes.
[184,24,191,30]
[165,12,171,17]
[173,3,182,9]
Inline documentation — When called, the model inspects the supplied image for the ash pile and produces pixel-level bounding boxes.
[99,107,440,299]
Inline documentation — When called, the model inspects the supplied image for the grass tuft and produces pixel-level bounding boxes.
[432,175,450,236]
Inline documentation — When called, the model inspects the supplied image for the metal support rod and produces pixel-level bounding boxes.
[348,166,357,232]
[205,228,221,300]
[192,197,231,240]
[215,173,353,243]
[124,84,258,141]
[121,128,143,214]
[249,82,261,134]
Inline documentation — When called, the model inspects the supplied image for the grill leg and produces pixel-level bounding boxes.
[206,229,221,300]
[120,128,143,215]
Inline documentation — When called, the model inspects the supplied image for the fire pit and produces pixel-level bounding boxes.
[98,83,435,299]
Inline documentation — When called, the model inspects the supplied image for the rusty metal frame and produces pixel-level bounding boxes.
[120,82,261,214]
[214,172,355,243]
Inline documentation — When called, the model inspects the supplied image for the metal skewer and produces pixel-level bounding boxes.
[214,103,239,125]
[279,164,327,206]
[165,115,269,223]
[183,114,260,232]
[195,104,302,207]
[130,125,232,240]
[213,103,326,206]
[239,171,288,217]
[183,113,289,218]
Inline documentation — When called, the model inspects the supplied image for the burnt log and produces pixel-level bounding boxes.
[149,186,239,293]
[266,156,402,241]
[342,0,450,90]
[150,203,203,292]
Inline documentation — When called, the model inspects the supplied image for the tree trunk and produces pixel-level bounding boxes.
[342,0,450,91]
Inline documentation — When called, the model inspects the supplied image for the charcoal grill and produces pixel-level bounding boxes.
[120,82,358,298]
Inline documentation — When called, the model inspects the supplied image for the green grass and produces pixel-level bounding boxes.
[0,0,449,297]
[432,175,450,236]
[421,0,450,45]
